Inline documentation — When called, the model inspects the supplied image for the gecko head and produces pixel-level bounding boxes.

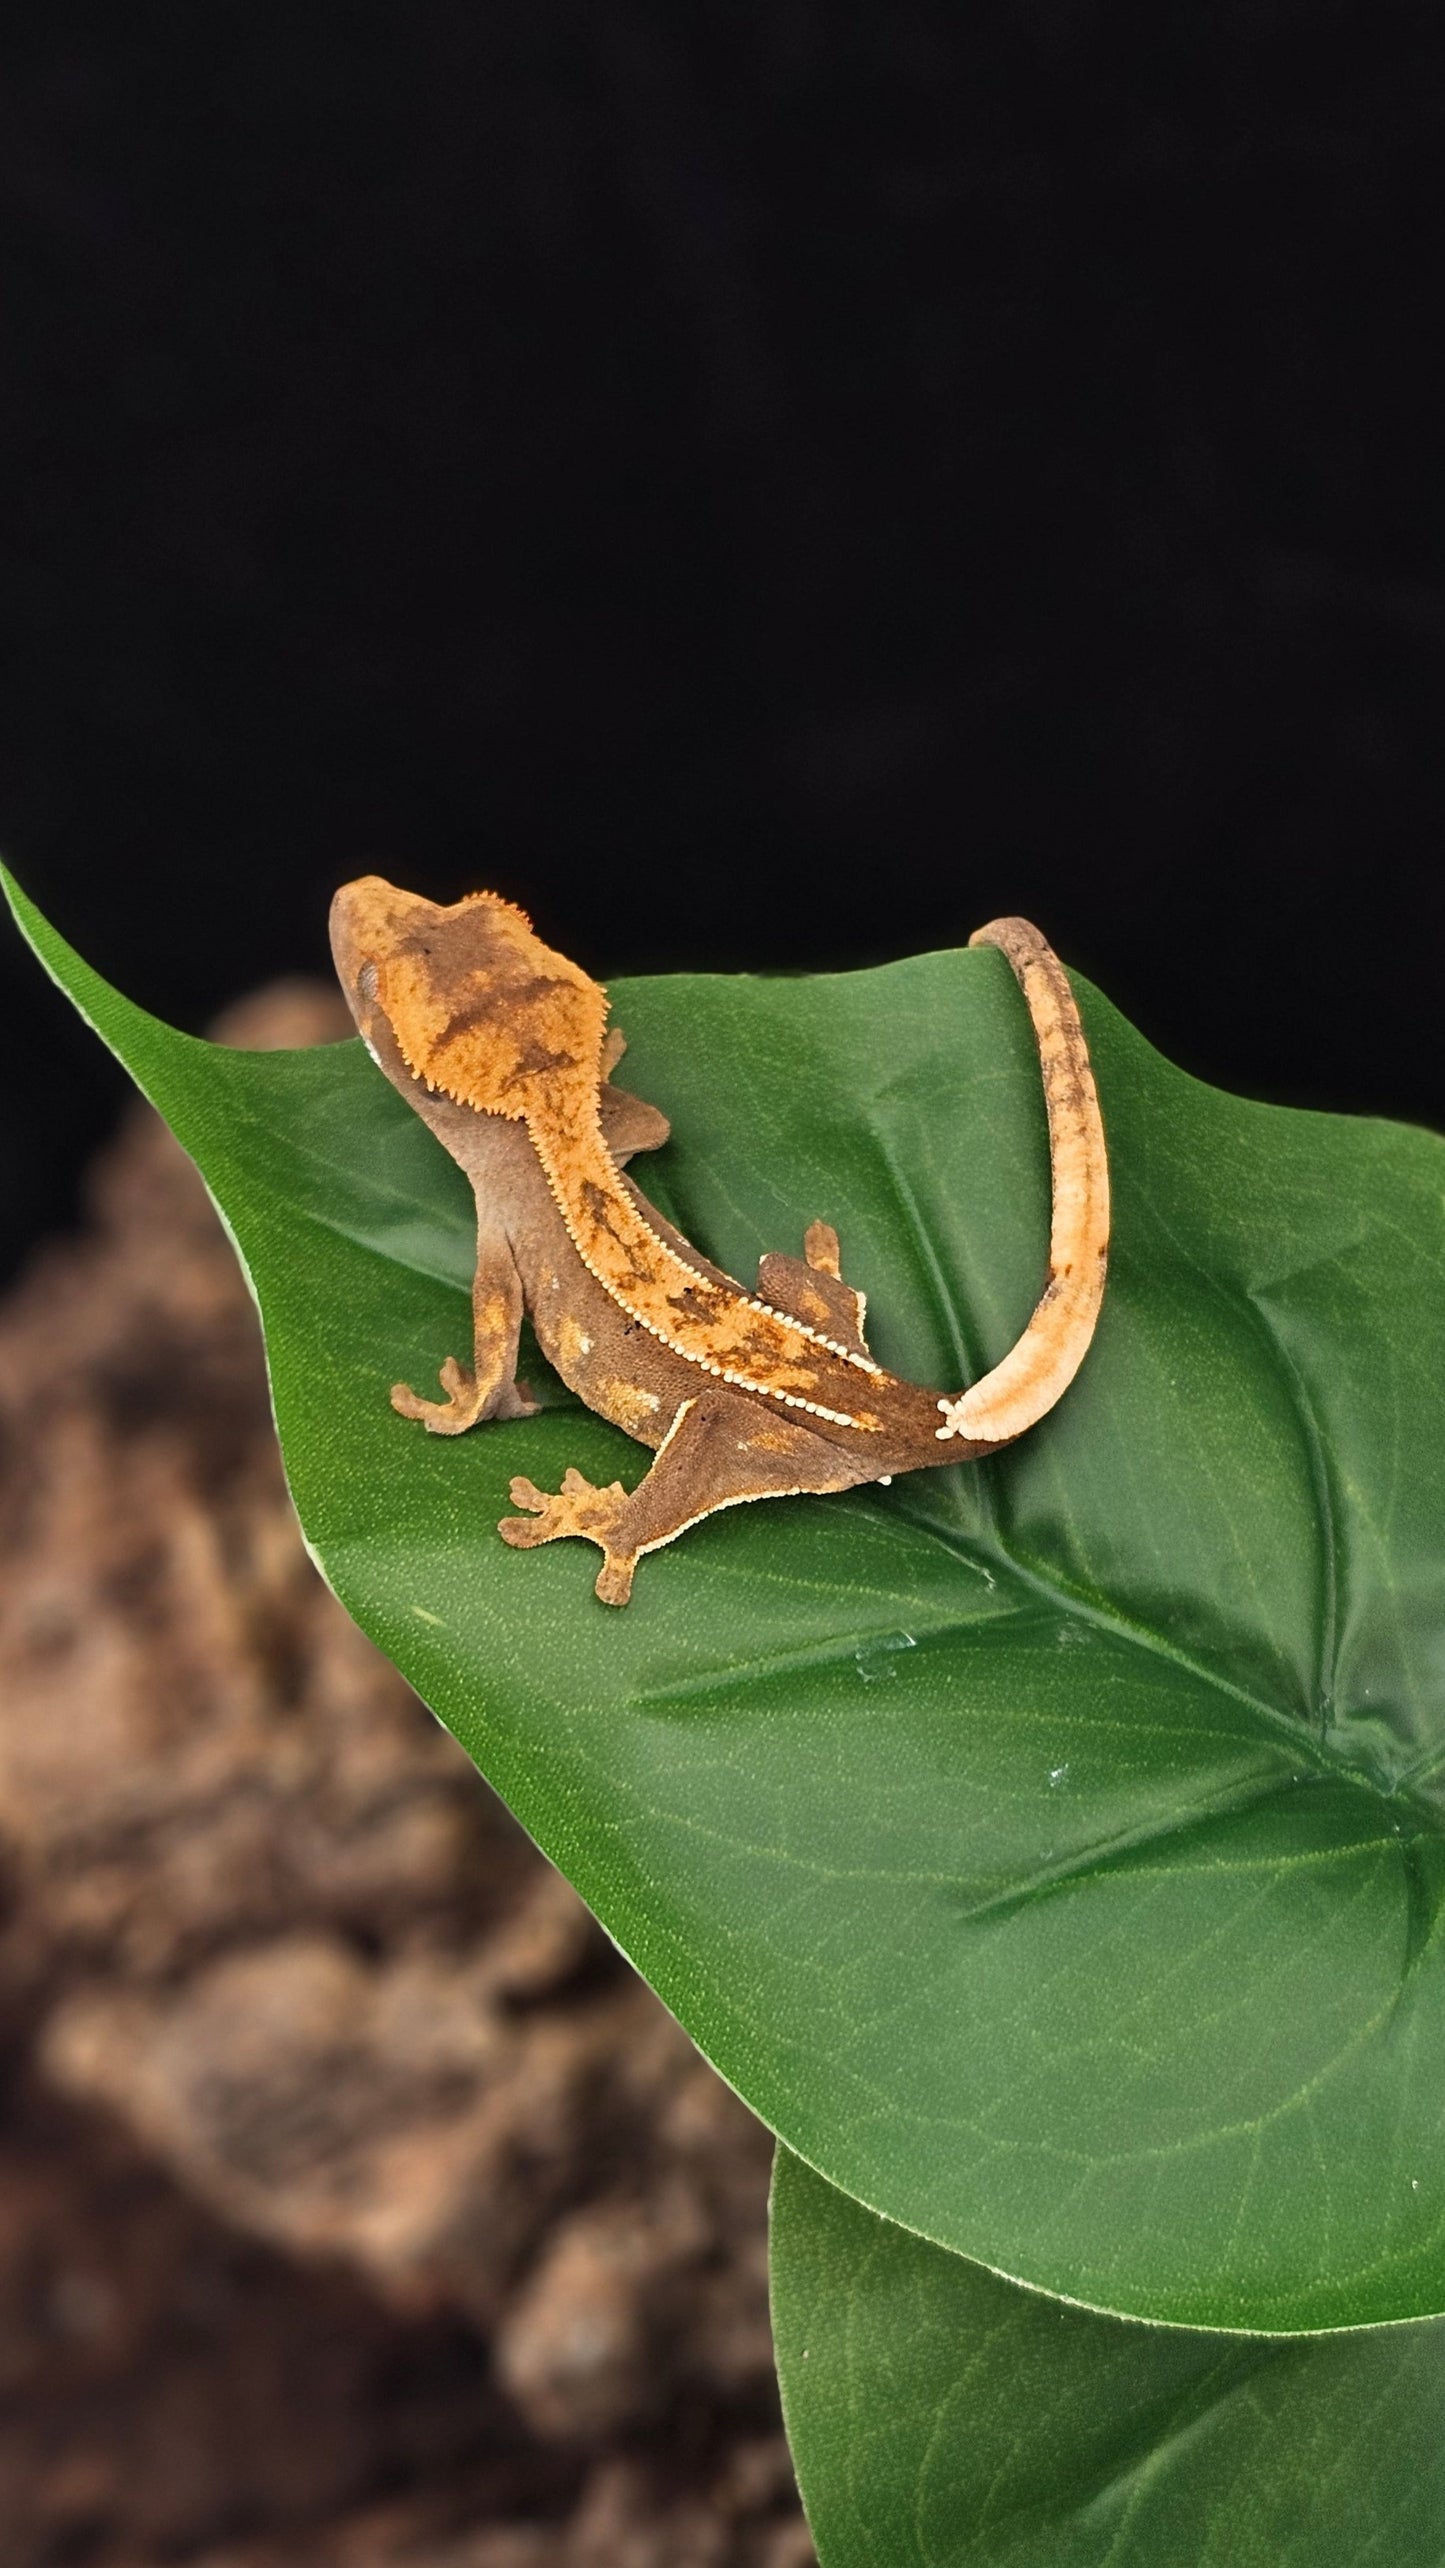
[330,878,531,1016]
[329,874,609,1120]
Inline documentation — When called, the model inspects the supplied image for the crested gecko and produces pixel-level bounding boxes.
[330,881,1109,1605]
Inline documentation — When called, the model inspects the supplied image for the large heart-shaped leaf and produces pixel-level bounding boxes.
[772,2146,1445,2567]
[10,866,1445,2332]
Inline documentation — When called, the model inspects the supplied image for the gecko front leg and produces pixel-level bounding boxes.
[499,1388,874,1604]
[392,1222,539,1434]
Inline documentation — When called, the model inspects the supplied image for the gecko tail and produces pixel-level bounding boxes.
[936,917,1110,1448]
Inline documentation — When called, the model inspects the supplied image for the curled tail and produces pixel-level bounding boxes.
[936,918,1110,1447]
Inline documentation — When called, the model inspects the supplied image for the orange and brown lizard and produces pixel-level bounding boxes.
[330,881,1110,1605]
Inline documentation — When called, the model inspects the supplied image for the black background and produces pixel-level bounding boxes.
[1,3,1440,1285]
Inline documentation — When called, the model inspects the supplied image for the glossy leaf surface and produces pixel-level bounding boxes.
[11,866,1445,2331]
[772,2147,1445,2568]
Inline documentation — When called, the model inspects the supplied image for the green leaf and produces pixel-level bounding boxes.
[10,864,1445,2332]
[771,2146,1445,2568]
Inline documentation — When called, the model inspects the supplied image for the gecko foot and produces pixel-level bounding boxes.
[392,1358,538,1434]
[498,1468,636,1604]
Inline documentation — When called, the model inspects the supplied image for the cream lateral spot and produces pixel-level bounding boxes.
[557,1315,596,1369]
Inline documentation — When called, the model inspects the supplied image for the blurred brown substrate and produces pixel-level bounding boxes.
[0,985,811,2568]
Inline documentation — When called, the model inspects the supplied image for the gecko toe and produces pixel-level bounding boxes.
[492,1379,540,1420]
[498,1514,545,1548]
[390,1379,434,1421]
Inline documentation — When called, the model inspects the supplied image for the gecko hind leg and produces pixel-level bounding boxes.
[756,1220,871,1358]
[499,1390,873,1605]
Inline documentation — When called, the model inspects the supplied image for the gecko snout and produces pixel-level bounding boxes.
[329,876,437,1027]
